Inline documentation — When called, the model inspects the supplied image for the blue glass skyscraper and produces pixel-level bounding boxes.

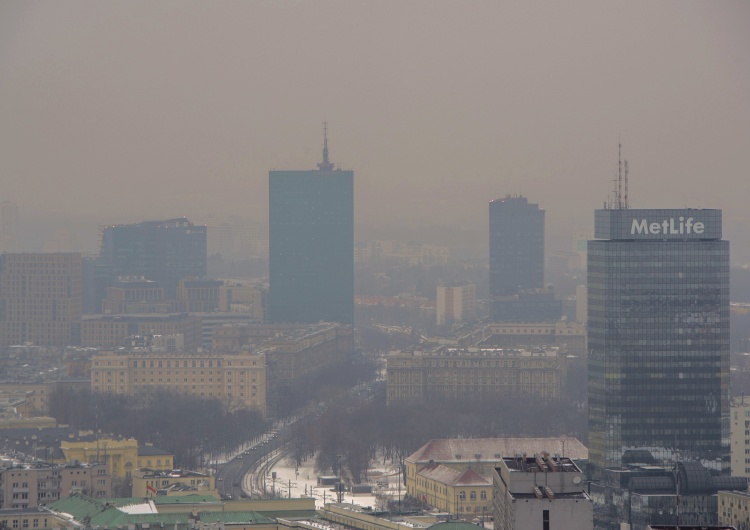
[268,125,353,325]
[588,208,729,474]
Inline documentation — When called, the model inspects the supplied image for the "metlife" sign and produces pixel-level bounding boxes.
[630,217,704,236]
[594,208,722,240]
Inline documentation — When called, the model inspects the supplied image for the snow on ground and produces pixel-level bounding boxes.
[263,455,403,510]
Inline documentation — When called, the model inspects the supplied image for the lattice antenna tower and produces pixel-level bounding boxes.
[317,121,335,171]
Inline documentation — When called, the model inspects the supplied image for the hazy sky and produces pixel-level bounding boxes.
[1,1,749,257]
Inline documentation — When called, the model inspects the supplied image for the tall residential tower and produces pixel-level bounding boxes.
[587,208,729,473]
[268,125,353,325]
[489,195,545,297]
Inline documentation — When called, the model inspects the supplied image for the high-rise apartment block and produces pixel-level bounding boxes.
[0,253,82,347]
[269,126,353,325]
[436,283,476,326]
[489,196,559,322]
[100,218,207,297]
[588,208,729,474]
[489,196,544,297]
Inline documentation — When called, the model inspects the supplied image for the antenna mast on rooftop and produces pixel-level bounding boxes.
[317,121,335,171]
[606,143,630,209]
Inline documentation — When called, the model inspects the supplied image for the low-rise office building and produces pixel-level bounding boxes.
[592,460,748,530]
[386,346,566,405]
[492,454,592,530]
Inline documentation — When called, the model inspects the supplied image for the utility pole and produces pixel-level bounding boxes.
[336,454,344,503]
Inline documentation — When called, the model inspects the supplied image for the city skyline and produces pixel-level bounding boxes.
[1,2,749,261]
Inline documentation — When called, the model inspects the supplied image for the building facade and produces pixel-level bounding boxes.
[719,489,750,529]
[59,437,174,479]
[436,283,477,326]
[413,464,492,517]
[268,128,353,325]
[90,350,267,415]
[492,455,592,530]
[730,397,750,478]
[80,313,202,351]
[386,346,565,405]
[472,321,586,356]
[0,253,82,347]
[132,469,215,497]
[489,195,544,299]
[588,208,729,474]
[405,437,588,486]
[100,218,207,297]
[0,463,111,509]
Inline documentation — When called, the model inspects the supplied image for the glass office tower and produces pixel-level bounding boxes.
[268,132,353,325]
[100,218,207,298]
[489,195,545,297]
[588,208,729,474]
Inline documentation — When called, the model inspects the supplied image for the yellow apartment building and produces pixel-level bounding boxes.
[60,437,139,479]
[60,437,173,479]
[0,383,51,415]
[413,463,491,516]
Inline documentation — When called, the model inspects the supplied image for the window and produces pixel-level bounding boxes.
[543,509,549,530]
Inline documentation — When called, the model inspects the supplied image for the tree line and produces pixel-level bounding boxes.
[48,386,266,469]
[288,394,587,485]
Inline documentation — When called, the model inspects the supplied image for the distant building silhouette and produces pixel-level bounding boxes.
[489,196,559,322]
[268,124,353,325]
[489,195,544,297]
[99,218,207,298]
[0,253,82,347]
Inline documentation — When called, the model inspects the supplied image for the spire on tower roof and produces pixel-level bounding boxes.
[317,121,335,171]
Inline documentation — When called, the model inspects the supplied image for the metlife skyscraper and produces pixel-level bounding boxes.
[588,208,729,474]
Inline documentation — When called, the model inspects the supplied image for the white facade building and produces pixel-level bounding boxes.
[493,454,592,530]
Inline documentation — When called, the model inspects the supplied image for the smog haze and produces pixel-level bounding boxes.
[1,1,749,259]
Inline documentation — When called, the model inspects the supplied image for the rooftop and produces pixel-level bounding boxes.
[407,437,588,463]
[417,464,491,487]
[503,454,581,473]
